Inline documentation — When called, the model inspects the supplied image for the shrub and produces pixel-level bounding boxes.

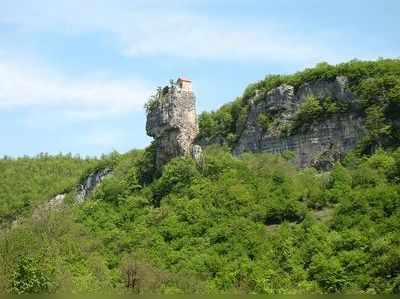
[10,256,52,294]
[152,158,200,206]
[257,113,272,132]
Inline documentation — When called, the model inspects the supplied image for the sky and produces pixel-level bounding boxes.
[1,0,399,157]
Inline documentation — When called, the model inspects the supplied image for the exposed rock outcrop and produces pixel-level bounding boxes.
[9,168,112,230]
[234,76,365,169]
[76,167,112,202]
[145,76,365,170]
[31,194,66,221]
[146,78,200,169]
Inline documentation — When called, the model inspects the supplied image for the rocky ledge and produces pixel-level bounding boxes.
[146,79,201,169]
[234,76,365,169]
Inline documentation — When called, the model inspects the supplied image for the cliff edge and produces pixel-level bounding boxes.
[234,76,365,169]
[146,78,200,169]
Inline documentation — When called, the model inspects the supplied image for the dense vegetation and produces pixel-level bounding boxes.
[1,59,400,294]
[197,59,400,151]
[0,154,99,224]
[1,146,400,294]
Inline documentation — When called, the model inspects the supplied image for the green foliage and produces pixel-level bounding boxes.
[145,81,177,113]
[136,142,158,185]
[93,176,129,203]
[309,254,347,293]
[295,95,324,123]
[144,87,165,113]
[364,105,392,147]
[198,59,400,151]
[10,256,53,294]
[257,112,272,131]
[197,97,245,147]
[2,147,400,294]
[2,59,400,294]
[291,96,351,132]
[152,158,200,206]
[0,154,98,223]
[0,207,113,294]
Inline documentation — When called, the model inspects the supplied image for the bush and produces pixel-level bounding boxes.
[93,176,129,203]
[296,95,323,121]
[257,113,272,132]
[10,256,52,294]
[152,158,200,206]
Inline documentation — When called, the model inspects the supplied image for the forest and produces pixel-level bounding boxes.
[0,59,400,294]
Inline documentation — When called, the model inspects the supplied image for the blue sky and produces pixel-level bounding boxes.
[1,0,399,157]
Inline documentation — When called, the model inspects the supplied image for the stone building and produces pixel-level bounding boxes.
[177,77,193,92]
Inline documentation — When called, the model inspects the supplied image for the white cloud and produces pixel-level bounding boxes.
[0,56,153,119]
[0,0,338,63]
[121,15,322,62]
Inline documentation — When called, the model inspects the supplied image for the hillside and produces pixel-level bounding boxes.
[0,154,99,224]
[198,59,400,167]
[1,59,400,294]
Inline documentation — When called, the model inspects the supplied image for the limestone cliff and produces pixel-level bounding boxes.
[233,76,365,169]
[76,167,112,202]
[146,78,200,169]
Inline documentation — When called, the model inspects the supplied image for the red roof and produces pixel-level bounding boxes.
[178,77,192,82]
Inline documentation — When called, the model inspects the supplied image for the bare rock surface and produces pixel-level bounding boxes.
[146,78,200,169]
[234,76,365,169]
[76,167,112,202]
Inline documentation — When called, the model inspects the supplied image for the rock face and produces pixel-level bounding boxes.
[146,79,199,169]
[31,194,66,221]
[234,76,365,169]
[76,167,112,202]
[145,76,364,170]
